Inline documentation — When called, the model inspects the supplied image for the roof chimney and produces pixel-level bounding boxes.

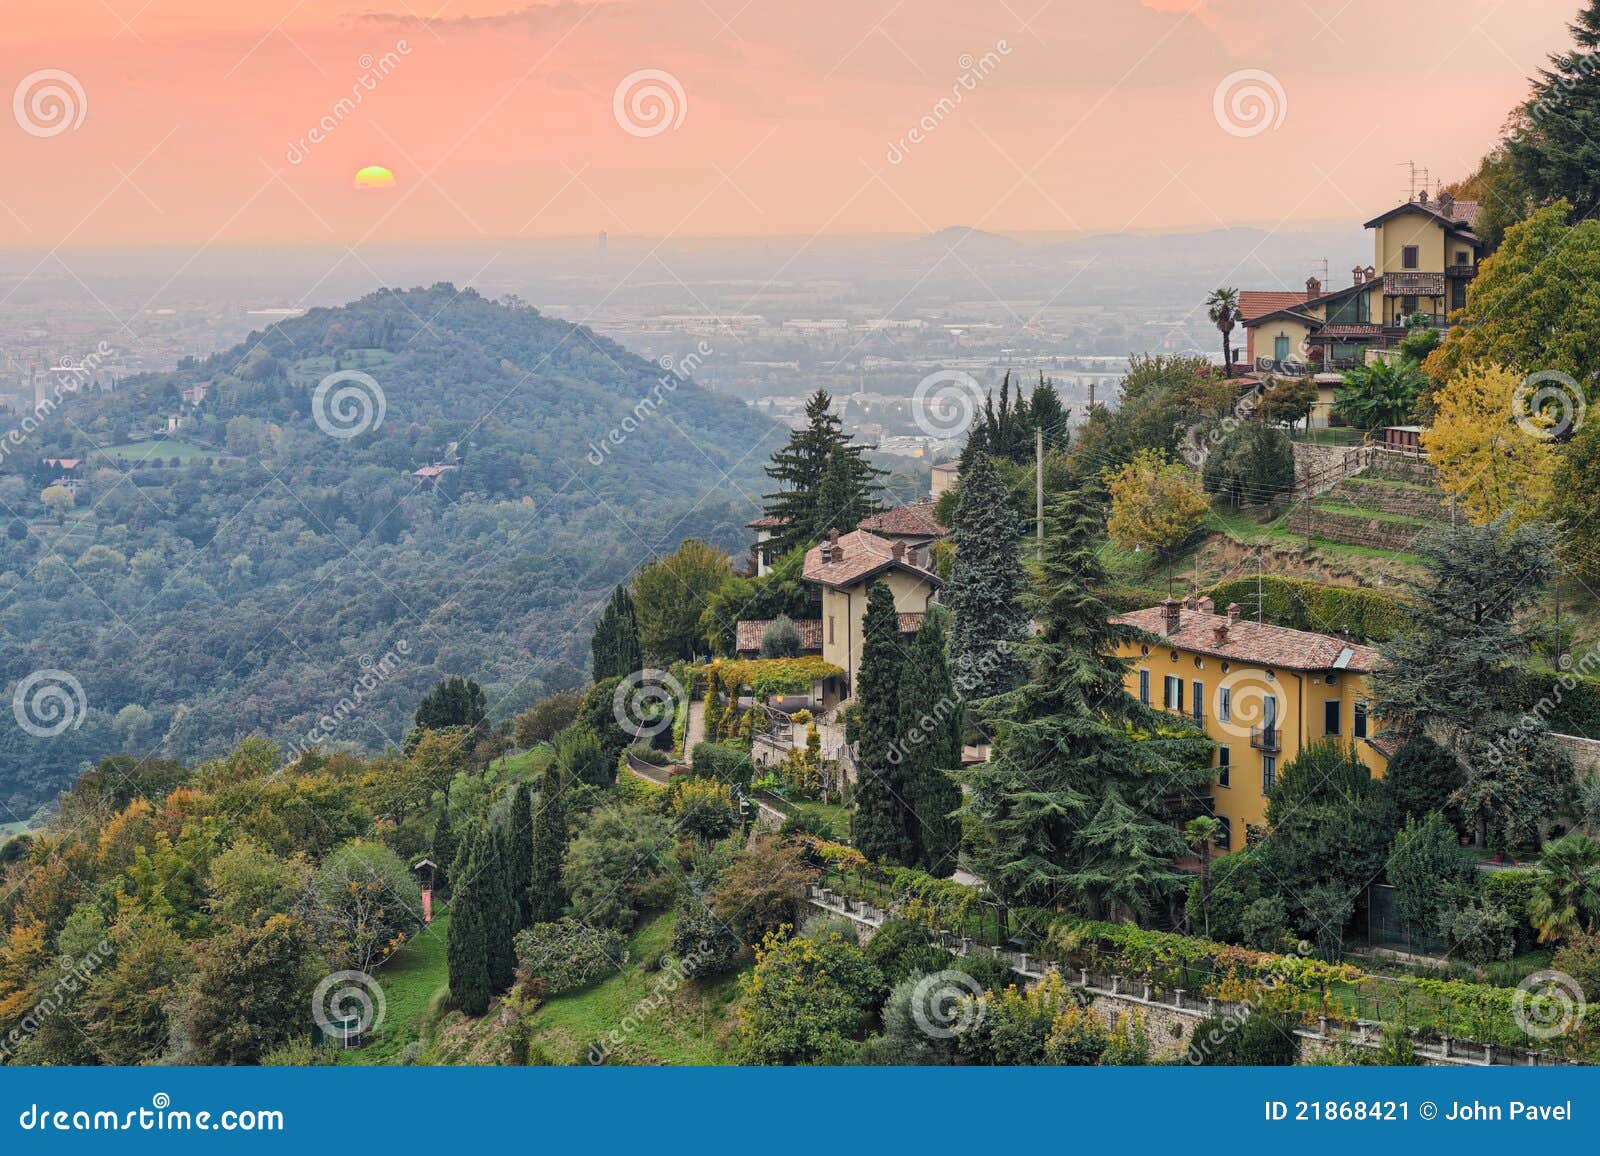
[1183,593,1197,610]
[1161,597,1181,635]
[891,541,906,562]
[1213,623,1230,645]
[1351,265,1365,286]
[828,528,840,545]
[1226,602,1241,623]
[1306,275,1321,298]
[1197,595,1215,615]
[1438,192,1454,215]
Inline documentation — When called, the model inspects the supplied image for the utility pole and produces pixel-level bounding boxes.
[1088,380,1097,410]
[1256,550,1263,624]
[1035,426,1044,560]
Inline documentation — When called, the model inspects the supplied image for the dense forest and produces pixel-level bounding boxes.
[0,286,781,813]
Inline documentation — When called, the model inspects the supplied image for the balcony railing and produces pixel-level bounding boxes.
[1250,725,1281,752]
[1446,263,1478,277]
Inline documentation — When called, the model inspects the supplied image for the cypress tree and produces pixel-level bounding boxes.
[1030,374,1069,450]
[528,767,568,924]
[895,611,964,876]
[592,585,642,681]
[946,453,1028,702]
[509,784,534,927]
[431,806,457,897]
[486,824,518,992]
[958,487,1212,919]
[852,581,914,865]
[446,829,492,1016]
[762,390,883,554]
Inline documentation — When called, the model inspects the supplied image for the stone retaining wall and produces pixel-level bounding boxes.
[1288,507,1431,551]
[1325,478,1449,521]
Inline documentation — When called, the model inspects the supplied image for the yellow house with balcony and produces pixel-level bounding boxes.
[1111,595,1391,853]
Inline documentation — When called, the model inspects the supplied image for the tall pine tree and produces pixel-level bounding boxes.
[1509,1,1600,222]
[762,390,883,555]
[852,581,914,865]
[529,767,568,924]
[958,487,1211,919]
[896,611,964,876]
[946,453,1028,702]
[445,828,492,1015]
[591,585,642,681]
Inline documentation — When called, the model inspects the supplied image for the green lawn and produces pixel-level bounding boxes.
[1306,502,1435,527]
[490,745,552,780]
[1293,427,1369,446]
[91,438,214,465]
[342,911,451,1066]
[520,911,744,1066]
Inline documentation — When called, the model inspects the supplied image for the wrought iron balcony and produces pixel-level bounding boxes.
[1250,725,1281,752]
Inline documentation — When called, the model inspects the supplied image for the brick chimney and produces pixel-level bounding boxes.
[1213,623,1230,645]
[825,528,842,563]
[1351,265,1365,286]
[1226,602,1241,623]
[1183,593,1197,610]
[1197,595,1215,615]
[1161,597,1181,635]
[1438,192,1454,216]
[1306,275,1321,298]
[891,541,905,563]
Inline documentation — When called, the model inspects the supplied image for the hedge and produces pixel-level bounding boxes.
[1202,575,1408,642]
[1502,665,1600,739]
[1481,869,1541,953]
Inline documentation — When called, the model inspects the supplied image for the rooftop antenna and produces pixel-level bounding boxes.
[1398,160,1430,202]
[1312,257,1329,286]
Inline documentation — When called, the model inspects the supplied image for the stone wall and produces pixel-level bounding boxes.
[1325,477,1448,521]
[1288,507,1431,552]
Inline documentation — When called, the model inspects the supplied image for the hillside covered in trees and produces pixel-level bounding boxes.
[0,286,779,813]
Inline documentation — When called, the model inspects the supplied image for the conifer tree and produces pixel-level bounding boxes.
[946,453,1028,701]
[814,448,878,539]
[529,767,568,924]
[446,829,492,1015]
[958,487,1212,918]
[591,585,642,681]
[1509,1,1600,222]
[852,581,914,865]
[431,806,457,896]
[762,390,883,554]
[896,611,964,875]
[1030,375,1069,451]
[509,784,534,927]
[486,824,519,992]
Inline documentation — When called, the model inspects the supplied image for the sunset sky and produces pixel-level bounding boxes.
[0,0,1579,248]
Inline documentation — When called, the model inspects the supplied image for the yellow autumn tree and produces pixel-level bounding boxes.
[1423,362,1556,525]
[1106,449,1209,554]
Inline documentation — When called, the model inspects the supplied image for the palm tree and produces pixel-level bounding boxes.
[1206,288,1240,376]
[1184,815,1223,937]
[1331,357,1425,429]
[1529,834,1600,944]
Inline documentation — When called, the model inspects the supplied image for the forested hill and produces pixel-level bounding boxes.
[0,285,780,813]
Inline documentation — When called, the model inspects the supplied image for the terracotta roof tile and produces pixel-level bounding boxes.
[735,618,823,653]
[747,514,789,530]
[857,500,948,539]
[1239,290,1308,321]
[1112,604,1382,673]
[803,528,942,589]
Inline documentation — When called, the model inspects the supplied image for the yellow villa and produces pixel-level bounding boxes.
[1112,595,1390,853]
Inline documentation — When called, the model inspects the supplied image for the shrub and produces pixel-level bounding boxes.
[1484,869,1541,952]
[669,778,736,843]
[1553,934,1600,1003]
[1201,422,1293,505]
[514,917,627,997]
[1384,738,1464,823]
[1043,1004,1112,1065]
[690,742,754,788]
[950,950,1017,994]
[672,889,743,975]
[562,808,674,931]
[780,807,837,839]
[865,918,951,988]
[736,929,883,1064]
[1187,1009,1300,1066]
[759,616,803,659]
[552,723,613,788]
[799,914,861,945]
[955,970,1072,1066]
[628,742,670,766]
[710,836,817,947]
[1442,902,1516,965]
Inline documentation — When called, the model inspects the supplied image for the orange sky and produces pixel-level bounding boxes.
[0,0,1577,247]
